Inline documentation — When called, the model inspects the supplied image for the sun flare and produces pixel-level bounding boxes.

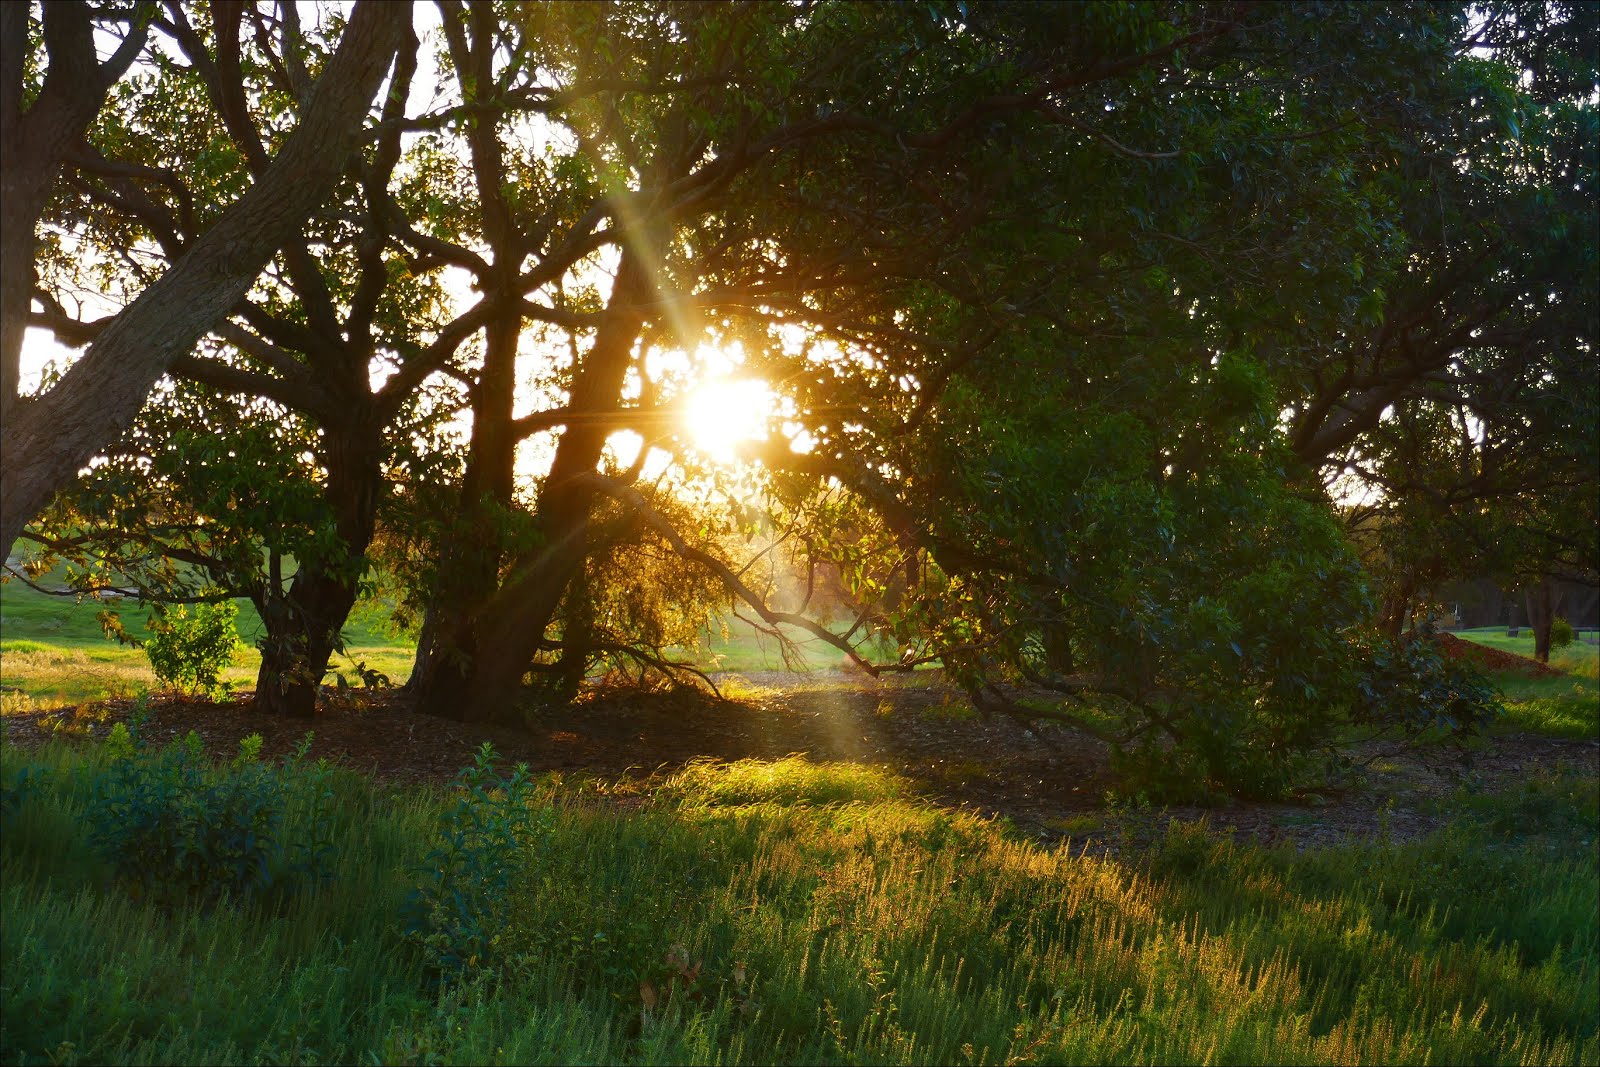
[683,378,773,462]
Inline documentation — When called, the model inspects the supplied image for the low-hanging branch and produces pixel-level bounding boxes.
[571,472,900,677]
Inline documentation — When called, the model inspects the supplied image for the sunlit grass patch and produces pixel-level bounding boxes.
[665,754,909,806]
[919,692,978,722]
[706,674,786,703]
[1455,628,1600,736]
[2,571,416,706]
[0,637,415,709]
[1457,628,1600,679]
[1497,691,1600,739]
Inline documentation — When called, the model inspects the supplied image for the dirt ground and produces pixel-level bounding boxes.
[5,669,1596,856]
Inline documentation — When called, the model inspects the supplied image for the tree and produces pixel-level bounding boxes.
[1,0,408,552]
[19,2,1585,794]
[18,0,459,716]
[1296,0,1599,658]
[381,0,1501,751]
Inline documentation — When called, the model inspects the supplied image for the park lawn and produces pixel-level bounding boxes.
[3,568,902,709]
[1,736,1595,1066]
[1454,627,1600,678]
[1454,628,1600,740]
[7,571,1595,742]
[1,573,415,710]
[688,613,902,674]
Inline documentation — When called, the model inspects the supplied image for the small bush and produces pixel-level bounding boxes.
[85,729,335,906]
[1551,617,1575,651]
[144,601,244,698]
[1348,629,1501,751]
[0,765,48,826]
[403,743,553,982]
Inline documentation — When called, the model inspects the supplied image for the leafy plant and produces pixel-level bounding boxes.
[0,766,48,827]
[143,600,244,699]
[1550,617,1575,651]
[85,729,334,906]
[403,744,552,982]
[1349,629,1502,756]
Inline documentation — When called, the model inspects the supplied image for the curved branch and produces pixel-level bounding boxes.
[572,473,897,677]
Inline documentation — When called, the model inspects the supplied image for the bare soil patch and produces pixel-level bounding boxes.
[6,669,1595,856]
[1433,632,1565,677]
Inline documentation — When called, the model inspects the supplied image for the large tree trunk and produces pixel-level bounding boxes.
[252,419,384,715]
[1524,580,1565,664]
[0,1,406,551]
[411,254,652,723]
[409,302,523,719]
[254,571,361,717]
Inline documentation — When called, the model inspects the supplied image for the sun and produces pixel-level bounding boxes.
[682,378,774,462]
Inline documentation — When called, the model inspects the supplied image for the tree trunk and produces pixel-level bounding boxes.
[410,252,652,722]
[1379,579,1415,640]
[254,570,364,717]
[1524,580,1565,664]
[409,300,522,720]
[1041,622,1076,675]
[252,418,383,715]
[0,0,406,550]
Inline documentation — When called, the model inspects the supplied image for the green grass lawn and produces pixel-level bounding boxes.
[1,575,416,709]
[688,614,900,674]
[2,735,1595,1066]
[3,566,895,709]
[1454,628,1600,740]
[7,564,1597,745]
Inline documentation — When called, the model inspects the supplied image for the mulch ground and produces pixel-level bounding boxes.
[5,663,1595,858]
[1432,632,1566,677]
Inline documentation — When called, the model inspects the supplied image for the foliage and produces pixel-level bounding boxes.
[14,0,1598,773]
[0,765,46,828]
[1551,616,1576,650]
[142,599,244,699]
[402,743,552,983]
[1346,630,1503,750]
[84,726,335,907]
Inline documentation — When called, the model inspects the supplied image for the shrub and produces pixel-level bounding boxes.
[1351,630,1502,745]
[0,765,48,826]
[403,744,553,982]
[86,729,335,906]
[1550,616,1575,651]
[144,601,244,698]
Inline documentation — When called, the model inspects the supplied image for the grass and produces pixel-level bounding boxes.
[1,569,415,709]
[2,735,1595,1066]
[1454,628,1600,740]
[2,566,892,710]
[688,614,901,674]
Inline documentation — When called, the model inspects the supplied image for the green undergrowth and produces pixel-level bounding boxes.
[2,734,1597,1066]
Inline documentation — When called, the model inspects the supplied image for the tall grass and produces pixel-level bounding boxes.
[3,739,1595,1065]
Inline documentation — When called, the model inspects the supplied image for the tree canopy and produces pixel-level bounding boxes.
[8,0,1595,795]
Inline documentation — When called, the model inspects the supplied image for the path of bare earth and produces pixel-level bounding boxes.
[5,669,1595,856]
